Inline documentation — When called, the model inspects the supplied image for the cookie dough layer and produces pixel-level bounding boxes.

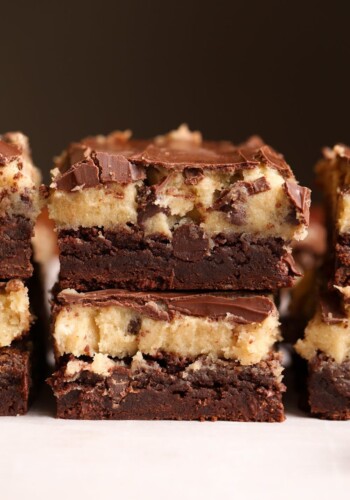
[295,290,350,420]
[48,352,285,421]
[295,292,350,364]
[0,342,33,416]
[307,353,350,420]
[48,126,310,239]
[57,228,299,291]
[0,132,41,221]
[0,280,31,348]
[316,145,350,286]
[317,144,350,235]
[53,290,280,365]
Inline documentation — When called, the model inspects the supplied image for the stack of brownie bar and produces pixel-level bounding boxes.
[296,145,350,419]
[0,132,41,415]
[47,125,310,421]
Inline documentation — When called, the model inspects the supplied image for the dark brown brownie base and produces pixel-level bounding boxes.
[0,342,33,416]
[334,235,350,286]
[48,353,285,421]
[57,227,298,291]
[308,353,350,420]
[0,216,33,279]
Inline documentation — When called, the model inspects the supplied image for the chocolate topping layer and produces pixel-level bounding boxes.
[57,289,275,324]
[52,130,295,191]
[0,140,21,166]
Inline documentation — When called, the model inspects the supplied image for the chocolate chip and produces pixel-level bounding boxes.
[172,224,210,262]
[127,317,141,334]
[183,167,204,185]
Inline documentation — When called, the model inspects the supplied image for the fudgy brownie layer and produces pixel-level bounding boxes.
[48,353,285,421]
[57,227,298,291]
[0,343,32,416]
[334,234,350,286]
[0,216,33,279]
[308,353,350,420]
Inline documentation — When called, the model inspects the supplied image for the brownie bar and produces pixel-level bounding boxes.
[48,353,285,421]
[0,342,33,416]
[57,228,299,291]
[316,144,350,287]
[48,125,310,291]
[0,216,33,279]
[295,290,350,420]
[308,354,350,420]
[0,132,41,279]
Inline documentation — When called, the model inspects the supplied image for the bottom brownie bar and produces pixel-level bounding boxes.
[0,342,33,416]
[295,290,350,420]
[307,354,350,420]
[48,352,285,421]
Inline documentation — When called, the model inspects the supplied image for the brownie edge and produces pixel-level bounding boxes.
[48,353,285,422]
[308,354,350,420]
[0,344,32,416]
[57,228,299,291]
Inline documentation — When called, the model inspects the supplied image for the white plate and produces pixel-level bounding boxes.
[0,386,349,500]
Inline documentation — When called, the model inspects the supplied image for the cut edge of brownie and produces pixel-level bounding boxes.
[0,342,32,416]
[57,227,299,291]
[48,352,286,422]
[308,353,350,420]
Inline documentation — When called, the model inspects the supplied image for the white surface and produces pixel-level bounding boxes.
[0,389,349,500]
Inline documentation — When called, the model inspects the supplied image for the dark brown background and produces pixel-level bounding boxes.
[0,0,349,190]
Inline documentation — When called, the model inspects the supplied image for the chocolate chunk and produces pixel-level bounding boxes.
[172,224,210,262]
[320,292,346,324]
[127,317,141,334]
[282,253,302,276]
[94,151,146,184]
[213,178,270,226]
[168,295,274,323]
[213,183,248,225]
[55,160,99,191]
[0,140,21,166]
[138,203,164,225]
[183,168,204,185]
[284,181,311,225]
[248,176,270,194]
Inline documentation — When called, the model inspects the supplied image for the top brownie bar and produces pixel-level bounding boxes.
[316,145,350,287]
[0,133,41,279]
[48,125,310,291]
